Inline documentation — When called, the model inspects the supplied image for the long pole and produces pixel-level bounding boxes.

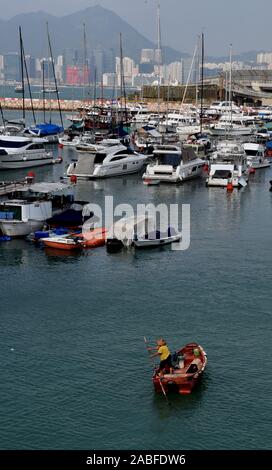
[119,33,128,126]
[229,44,233,127]
[42,60,46,123]
[200,32,204,134]
[46,22,63,128]
[180,42,198,109]
[20,27,36,125]
[0,103,6,129]
[143,337,169,403]
[156,0,162,119]
[83,22,87,103]
[19,26,25,122]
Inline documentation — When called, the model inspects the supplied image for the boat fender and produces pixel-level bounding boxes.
[70,175,77,184]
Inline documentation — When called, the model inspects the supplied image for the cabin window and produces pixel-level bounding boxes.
[0,204,22,220]
[158,154,181,167]
[114,148,134,155]
[94,153,107,164]
[28,144,44,150]
[192,166,197,172]
[111,155,127,162]
[0,139,29,149]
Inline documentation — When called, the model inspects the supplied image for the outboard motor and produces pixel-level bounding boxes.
[106,238,124,253]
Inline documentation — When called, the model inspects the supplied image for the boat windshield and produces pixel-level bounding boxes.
[157,154,181,167]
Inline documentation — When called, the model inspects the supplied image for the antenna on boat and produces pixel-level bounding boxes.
[46,22,64,129]
[144,336,169,403]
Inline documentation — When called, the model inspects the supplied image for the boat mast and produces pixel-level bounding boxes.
[119,33,128,128]
[200,32,204,134]
[83,22,87,103]
[0,102,6,130]
[229,44,233,127]
[195,35,200,107]
[156,0,162,119]
[19,26,25,123]
[42,59,46,123]
[46,22,64,128]
[20,26,36,126]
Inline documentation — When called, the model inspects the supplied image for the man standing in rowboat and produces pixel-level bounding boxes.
[148,338,173,376]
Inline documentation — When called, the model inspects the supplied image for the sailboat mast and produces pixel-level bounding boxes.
[156,0,162,118]
[200,32,204,134]
[229,44,233,126]
[83,22,87,103]
[46,22,64,128]
[42,60,46,123]
[20,27,36,125]
[19,26,25,122]
[120,33,128,127]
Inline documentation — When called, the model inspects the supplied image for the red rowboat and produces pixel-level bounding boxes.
[153,343,207,395]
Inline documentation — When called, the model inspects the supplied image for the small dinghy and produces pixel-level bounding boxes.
[42,234,83,251]
[106,215,180,252]
[153,343,207,395]
[133,227,181,248]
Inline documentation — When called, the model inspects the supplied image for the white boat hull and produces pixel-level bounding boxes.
[210,127,253,137]
[0,219,44,237]
[0,153,53,170]
[134,233,181,247]
[250,161,271,169]
[143,162,204,184]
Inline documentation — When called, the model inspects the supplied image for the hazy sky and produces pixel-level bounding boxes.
[1,0,272,56]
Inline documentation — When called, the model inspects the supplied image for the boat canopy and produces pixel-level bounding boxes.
[107,215,156,247]
[28,123,64,137]
[19,182,74,196]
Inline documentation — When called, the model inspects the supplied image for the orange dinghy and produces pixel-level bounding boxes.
[153,343,207,395]
[42,235,83,251]
[80,228,107,248]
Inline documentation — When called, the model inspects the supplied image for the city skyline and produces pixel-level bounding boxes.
[0,0,272,57]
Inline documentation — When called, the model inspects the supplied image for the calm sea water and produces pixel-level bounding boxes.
[0,115,272,449]
[0,84,135,102]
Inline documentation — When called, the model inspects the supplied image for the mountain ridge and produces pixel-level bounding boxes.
[0,6,188,66]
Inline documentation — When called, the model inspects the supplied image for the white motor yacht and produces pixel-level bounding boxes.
[67,144,147,179]
[0,135,53,170]
[206,141,249,187]
[243,143,271,169]
[142,145,204,184]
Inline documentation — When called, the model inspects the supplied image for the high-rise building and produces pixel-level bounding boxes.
[140,49,154,64]
[168,60,183,84]
[40,58,55,81]
[3,53,20,81]
[257,52,272,65]
[66,65,89,85]
[25,55,36,80]
[93,48,104,81]
[102,73,116,87]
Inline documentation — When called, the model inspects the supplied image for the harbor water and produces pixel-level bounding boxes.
[0,113,272,450]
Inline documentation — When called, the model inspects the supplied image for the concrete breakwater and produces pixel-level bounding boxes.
[0,97,185,113]
[0,97,84,112]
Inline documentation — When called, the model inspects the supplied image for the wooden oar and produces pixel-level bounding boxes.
[144,336,169,403]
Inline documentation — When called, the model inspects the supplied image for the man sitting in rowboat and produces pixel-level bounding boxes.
[148,338,173,376]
